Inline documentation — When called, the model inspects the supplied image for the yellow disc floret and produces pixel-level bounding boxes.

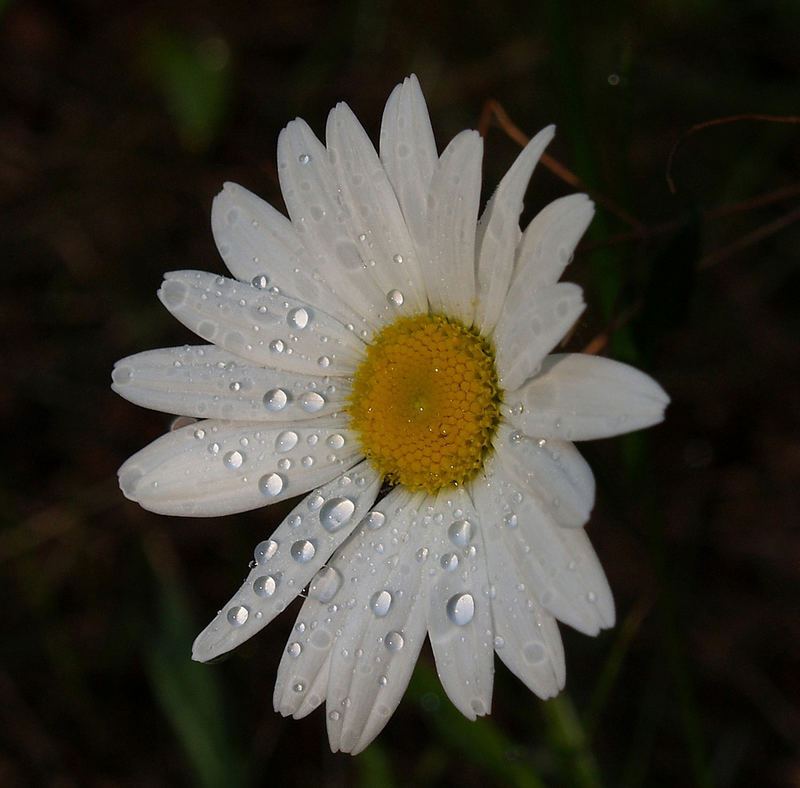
[347,314,502,493]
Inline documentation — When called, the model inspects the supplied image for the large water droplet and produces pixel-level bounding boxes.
[254,539,278,564]
[308,565,343,602]
[370,590,393,617]
[286,307,310,330]
[223,450,245,470]
[263,388,289,411]
[227,605,249,626]
[290,539,316,562]
[259,472,285,497]
[253,575,278,597]
[384,631,404,652]
[447,519,474,547]
[319,497,355,532]
[446,593,475,626]
[299,392,325,413]
[275,430,299,452]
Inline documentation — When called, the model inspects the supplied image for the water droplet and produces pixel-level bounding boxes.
[392,253,404,264]
[223,450,245,470]
[293,682,304,693]
[254,539,278,564]
[259,472,286,497]
[263,388,289,411]
[317,355,331,368]
[252,274,269,289]
[193,428,206,440]
[308,566,343,602]
[290,539,316,562]
[277,457,292,471]
[447,519,473,547]
[229,381,241,392]
[378,674,388,687]
[329,710,340,721]
[586,591,597,603]
[270,339,285,354]
[327,433,345,449]
[208,442,220,455]
[301,455,314,467]
[253,575,278,597]
[510,430,524,443]
[287,642,302,658]
[503,512,518,528]
[415,547,429,562]
[385,631,404,652]
[287,307,310,329]
[364,511,385,530]
[298,153,311,164]
[307,493,324,511]
[494,635,505,649]
[227,605,249,626]
[275,430,299,452]
[370,590,393,617]
[440,552,459,571]
[299,392,325,413]
[319,497,355,532]
[446,593,475,626]
[386,289,404,306]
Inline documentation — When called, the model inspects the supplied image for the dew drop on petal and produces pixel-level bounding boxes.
[370,590,393,617]
[253,575,278,598]
[503,512,518,528]
[308,565,343,602]
[287,642,302,658]
[384,631,404,652]
[270,339,285,354]
[440,552,459,571]
[275,430,299,452]
[319,497,355,532]
[259,472,285,497]
[227,605,249,626]
[287,307,310,330]
[298,153,311,164]
[223,450,245,470]
[386,289,404,306]
[252,274,269,289]
[254,539,278,564]
[263,388,289,411]
[327,433,345,449]
[290,540,316,563]
[447,519,473,547]
[446,593,475,626]
[299,392,325,413]
[364,511,385,530]
[317,355,331,368]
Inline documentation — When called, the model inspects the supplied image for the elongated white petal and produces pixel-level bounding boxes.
[474,455,614,635]
[211,182,370,332]
[379,74,437,252]
[325,490,429,753]
[117,417,361,516]
[505,353,670,441]
[477,474,565,697]
[424,487,494,720]
[158,270,364,376]
[493,282,585,391]
[192,461,382,661]
[475,126,556,333]
[326,102,427,315]
[424,130,483,323]
[508,194,595,304]
[277,118,390,328]
[112,345,351,421]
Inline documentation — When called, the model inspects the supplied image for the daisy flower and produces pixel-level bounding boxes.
[113,75,668,754]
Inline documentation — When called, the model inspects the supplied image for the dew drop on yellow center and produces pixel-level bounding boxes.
[346,314,501,493]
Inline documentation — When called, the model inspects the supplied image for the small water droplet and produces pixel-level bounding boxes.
[378,674,388,687]
[301,455,314,467]
[447,519,473,547]
[308,566,343,602]
[263,388,289,411]
[277,457,291,471]
[252,274,269,289]
[229,381,241,392]
[275,430,299,452]
[307,493,324,511]
[494,635,505,649]
[270,339,285,354]
[254,539,278,564]
[299,392,325,413]
[327,433,345,449]
[287,642,302,658]
[253,575,278,597]
[227,605,249,626]
[392,253,403,264]
[259,472,286,497]
[386,289,404,306]
[290,539,316,563]
[370,590,393,617]
[587,591,597,603]
[415,547,429,562]
[223,450,245,470]
[384,631,404,652]
[446,593,475,626]
[208,442,220,456]
[503,512,518,528]
[298,153,311,164]
[193,428,205,440]
[319,497,355,532]
[364,511,385,530]
[440,552,459,571]
[293,682,304,693]
[287,307,310,330]
[328,710,340,721]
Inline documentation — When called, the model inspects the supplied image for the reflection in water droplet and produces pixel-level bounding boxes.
[263,388,289,411]
[253,575,278,597]
[327,433,345,449]
[317,355,331,368]
[298,153,311,164]
[308,565,343,602]
[319,497,355,532]
[447,519,473,547]
[446,593,475,626]
[386,289,404,306]
[287,642,302,658]
[385,631,404,652]
[270,339,285,354]
[503,512,518,528]
[252,274,269,289]
[300,392,325,413]
[259,472,285,497]
[370,590,393,617]
[440,552,459,571]
[287,307,310,330]
[227,605,249,626]
[275,430,299,452]
[290,539,316,562]
[223,450,245,470]
[254,539,278,564]
[364,511,385,530]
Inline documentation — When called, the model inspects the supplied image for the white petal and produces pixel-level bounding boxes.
[493,282,585,391]
[505,353,670,441]
[423,130,483,323]
[326,102,427,315]
[192,461,382,662]
[211,182,369,331]
[424,487,494,720]
[158,270,364,375]
[508,194,595,301]
[477,478,565,697]
[117,417,361,516]
[324,489,429,753]
[474,455,614,635]
[493,423,595,528]
[379,74,437,253]
[474,125,556,333]
[112,345,351,421]
[277,118,389,328]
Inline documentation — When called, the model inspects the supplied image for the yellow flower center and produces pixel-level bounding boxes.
[347,314,501,494]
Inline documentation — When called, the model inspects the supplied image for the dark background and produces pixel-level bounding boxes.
[2,0,799,785]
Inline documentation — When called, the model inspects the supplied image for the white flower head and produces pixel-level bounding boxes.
[113,75,669,754]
